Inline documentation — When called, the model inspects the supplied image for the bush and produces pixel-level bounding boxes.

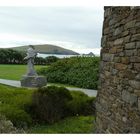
[0,84,33,128]
[0,104,32,128]
[29,86,95,124]
[37,56,100,89]
[0,113,17,133]
[30,86,72,124]
[45,56,59,65]
[67,91,95,116]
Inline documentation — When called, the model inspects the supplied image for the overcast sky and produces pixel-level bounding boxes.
[0,6,104,54]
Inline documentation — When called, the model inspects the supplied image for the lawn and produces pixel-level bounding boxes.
[0,64,47,80]
[0,64,78,88]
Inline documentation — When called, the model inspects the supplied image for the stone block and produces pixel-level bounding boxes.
[138,98,140,111]
[101,36,107,47]
[114,57,121,62]
[134,63,140,71]
[124,35,131,43]
[136,74,140,81]
[125,50,134,56]
[131,34,140,41]
[134,90,140,96]
[122,31,129,37]
[104,27,110,35]
[111,69,118,75]
[122,90,137,105]
[130,56,140,62]
[121,57,129,64]
[114,26,123,36]
[129,80,140,90]
[124,20,136,29]
[21,76,47,88]
[125,42,136,50]
[115,63,127,70]
[109,47,117,54]
[136,42,140,49]
[102,53,114,62]
[114,38,124,45]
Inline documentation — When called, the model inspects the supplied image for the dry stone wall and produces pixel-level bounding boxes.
[96,6,140,133]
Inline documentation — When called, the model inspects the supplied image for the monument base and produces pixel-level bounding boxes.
[20,75,47,87]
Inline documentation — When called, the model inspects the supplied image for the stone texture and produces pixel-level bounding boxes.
[102,53,114,62]
[114,38,124,45]
[96,6,140,134]
[138,98,140,111]
[131,34,140,41]
[115,63,127,70]
[122,90,137,105]
[125,42,136,50]
[129,80,140,90]
[21,76,47,88]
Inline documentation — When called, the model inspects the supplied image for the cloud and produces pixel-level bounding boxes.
[0,6,104,54]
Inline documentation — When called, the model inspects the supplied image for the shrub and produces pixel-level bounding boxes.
[0,84,33,128]
[29,86,95,124]
[0,105,32,128]
[30,86,72,124]
[45,56,60,65]
[37,56,100,89]
[0,114,25,133]
[0,113,17,133]
[67,91,95,116]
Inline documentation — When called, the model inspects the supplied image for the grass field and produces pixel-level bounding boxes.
[0,64,78,88]
[0,64,47,80]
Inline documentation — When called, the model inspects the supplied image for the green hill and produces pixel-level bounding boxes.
[10,44,79,55]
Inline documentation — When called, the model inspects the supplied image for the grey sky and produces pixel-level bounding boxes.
[0,6,104,54]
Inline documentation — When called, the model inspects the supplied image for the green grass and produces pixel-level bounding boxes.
[0,84,34,127]
[0,84,95,133]
[28,116,95,134]
[0,64,78,88]
[0,64,47,80]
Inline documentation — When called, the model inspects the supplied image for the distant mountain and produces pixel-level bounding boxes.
[10,44,79,55]
[88,52,95,56]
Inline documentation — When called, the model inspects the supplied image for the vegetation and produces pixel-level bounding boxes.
[28,116,95,134]
[67,91,95,116]
[29,86,95,124]
[0,49,25,64]
[0,48,60,65]
[30,86,72,124]
[0,114,19,133]
[0,84,95,133]
[38,56,100,89]
[45,56,60,65]
[0,64,45,80]
[0,84,33,128]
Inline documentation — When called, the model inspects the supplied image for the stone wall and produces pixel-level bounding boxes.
[96,6,140,133]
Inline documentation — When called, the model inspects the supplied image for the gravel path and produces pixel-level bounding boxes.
[0,79,97,97]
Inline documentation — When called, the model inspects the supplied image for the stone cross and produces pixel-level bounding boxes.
[24,45,38,76]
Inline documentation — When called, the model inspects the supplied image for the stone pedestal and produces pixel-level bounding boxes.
[20,75,47,88]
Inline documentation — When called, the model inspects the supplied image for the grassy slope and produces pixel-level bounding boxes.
[11,44,79,55]
[28,116,95,134]
[0,64,47,80]
[0,84,95,133]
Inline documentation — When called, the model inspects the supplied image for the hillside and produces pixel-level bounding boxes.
[10,44,79,55]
